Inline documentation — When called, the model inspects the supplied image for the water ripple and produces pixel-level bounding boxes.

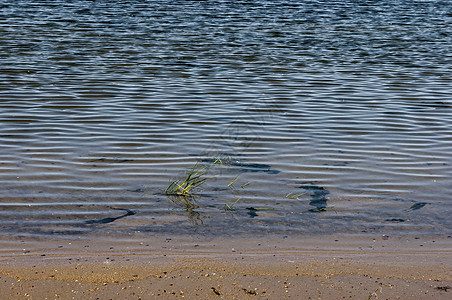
[1,0,451,240]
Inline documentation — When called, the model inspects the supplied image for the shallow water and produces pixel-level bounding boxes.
[1,0,451,241]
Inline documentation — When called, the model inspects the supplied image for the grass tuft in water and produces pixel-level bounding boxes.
[165,161,212,197]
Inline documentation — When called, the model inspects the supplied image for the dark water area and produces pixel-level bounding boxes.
[1,0,451,241]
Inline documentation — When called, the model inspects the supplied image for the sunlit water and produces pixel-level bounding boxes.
[1,0,451,241]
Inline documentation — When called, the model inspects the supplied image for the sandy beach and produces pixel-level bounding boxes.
[0,234,450,299]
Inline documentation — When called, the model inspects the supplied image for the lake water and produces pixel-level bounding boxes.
[1,0,451,241]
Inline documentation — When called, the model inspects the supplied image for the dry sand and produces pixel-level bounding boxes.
[0,234,451,299]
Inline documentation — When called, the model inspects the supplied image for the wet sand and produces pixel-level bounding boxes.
[0,235,451,299]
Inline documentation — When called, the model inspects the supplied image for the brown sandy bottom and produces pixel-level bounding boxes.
[0,235,451,299]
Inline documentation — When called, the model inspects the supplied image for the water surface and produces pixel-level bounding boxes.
[1,0,451,241]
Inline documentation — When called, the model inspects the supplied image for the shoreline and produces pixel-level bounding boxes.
[1,235,451,299]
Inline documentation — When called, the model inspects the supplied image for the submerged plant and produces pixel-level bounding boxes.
[285,192,305,200]
[187,210,204,225]
[167,194,200,210]
[165,161,211,197]
[240,182,250,189]
[227,175,240,190]
[224,197,240,211]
